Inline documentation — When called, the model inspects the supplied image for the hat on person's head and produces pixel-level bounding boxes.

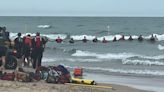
[36,32,40,36]
[18,32,21,36]
[27,34,31,37]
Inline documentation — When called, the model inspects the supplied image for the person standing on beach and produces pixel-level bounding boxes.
[31,32,46,69]
[14,33,24,68]
[0,27,8,72]
[23,34,32,66]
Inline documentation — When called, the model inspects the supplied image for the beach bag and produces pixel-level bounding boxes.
[16,72,33,82]
[0,72,15,81]
[49,65,71,83]
[46,66,60,83]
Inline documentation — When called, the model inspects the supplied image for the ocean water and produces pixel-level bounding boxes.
[0,16,164,92]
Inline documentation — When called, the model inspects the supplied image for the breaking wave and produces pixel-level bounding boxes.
[158,44,164,50]
[72,50,164,66]
[72,50,164,60]
[122,59,164,66]
[84,67,164,76]
[37,25,51,29]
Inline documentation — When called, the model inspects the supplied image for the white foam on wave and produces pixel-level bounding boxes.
[37,25,51,29]
[72,50,164,60]
[72,50,136,59]
[84,67,164,76]
[42,57,100,63]
[122,59,164,66]
[158,44,164,50]
[42,58,57,62]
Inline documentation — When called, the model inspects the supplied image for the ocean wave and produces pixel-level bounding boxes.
[72,50,136,59]
[42,58,57,62]
[42,57,100,63]
[84,67,164,76]
[122,59,164,66]
[37,25,51,29]
[158,44,164,50]
[72,50,164,60]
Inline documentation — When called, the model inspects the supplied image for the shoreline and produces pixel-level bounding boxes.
[0,80,153,92]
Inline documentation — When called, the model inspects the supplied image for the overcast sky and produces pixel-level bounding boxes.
[0,0,163,16]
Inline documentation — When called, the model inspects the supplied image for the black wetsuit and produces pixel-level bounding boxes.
[82,39,87,43]
[128,36,133,41]
[14,37,24,58]
[69,39,74,43]
[93,38,98,42]
[138,36,143,41]
[31,37,46,69]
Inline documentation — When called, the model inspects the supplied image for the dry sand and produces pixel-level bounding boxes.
[0,80,153,92]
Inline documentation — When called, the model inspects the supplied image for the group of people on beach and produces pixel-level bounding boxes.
[54,34,158,43]
[0,28,47,72]
[14,32,47,69]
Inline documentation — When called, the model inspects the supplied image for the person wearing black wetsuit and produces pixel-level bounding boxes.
[14,33,24,68]
[128,35,133,41]
[93,37,98,43]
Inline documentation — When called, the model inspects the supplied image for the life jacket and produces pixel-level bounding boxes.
[24,36,32,46]
[56,38,62,43]
[102,39,108,43]
[35,36,42,48]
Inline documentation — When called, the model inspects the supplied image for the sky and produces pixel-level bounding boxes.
[0,0,164,17]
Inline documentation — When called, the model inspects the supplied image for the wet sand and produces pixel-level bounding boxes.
[0,80,153,92]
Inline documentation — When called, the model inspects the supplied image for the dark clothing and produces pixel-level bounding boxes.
[31,36,46,69]
[31,48,43,68]
[113,37,117,42]
[150,37,155,41]
[128,36,133,41]
[14,37,24,58]
[82,39,87,43]
[0,45,7,57]
[69,39,74,43]
[138,36,143,41]
[93,38,98,42]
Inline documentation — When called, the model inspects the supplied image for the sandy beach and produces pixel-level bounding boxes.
[0,80,153,92]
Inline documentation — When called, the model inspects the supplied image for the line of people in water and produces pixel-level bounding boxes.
[54,34,158,43]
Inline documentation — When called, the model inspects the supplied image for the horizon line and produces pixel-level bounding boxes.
[0,15,164,17]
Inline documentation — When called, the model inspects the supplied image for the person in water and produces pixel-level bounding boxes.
[128,35,133,41]
[55,36,63,43]
[150,34,155,42]
[113,37,117,42]
[119,35,125,41]
[82,36,87,43]
[93,37,98,43]
[69,38,74,43]
[102,37,108,43]
[138,35,143,41]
